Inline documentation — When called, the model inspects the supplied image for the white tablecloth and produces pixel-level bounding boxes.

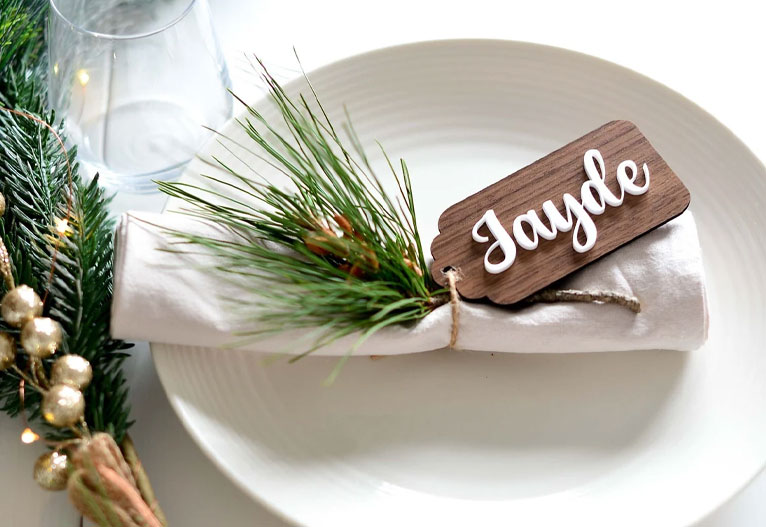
[1,1,764,525]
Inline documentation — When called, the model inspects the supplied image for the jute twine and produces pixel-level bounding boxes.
[445,269,461,348]
[441,267,640,350]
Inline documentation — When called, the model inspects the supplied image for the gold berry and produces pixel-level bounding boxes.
[42,384,84,428]
[1,285,43,328]
[0,332,15,370]
[33,451,69,491]
[51,355,92,390]
[21,317,62,358]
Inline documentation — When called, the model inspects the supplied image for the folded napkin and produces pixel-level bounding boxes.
[111,210,708,355]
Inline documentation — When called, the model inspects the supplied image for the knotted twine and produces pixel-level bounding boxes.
[441,268,641,350]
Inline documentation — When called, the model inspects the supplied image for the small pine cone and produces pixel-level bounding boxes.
[403,257,422,277]
[362,247,379,272]
[304,229,352,259]
[349,264,365,278]
[333,214,353,234]
[338,263,366,279]
[303,233,331,256]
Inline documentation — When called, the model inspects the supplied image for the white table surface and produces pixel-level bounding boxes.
[2,0,765,525]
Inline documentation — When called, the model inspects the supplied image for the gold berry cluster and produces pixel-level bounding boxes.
[0,193,92,491]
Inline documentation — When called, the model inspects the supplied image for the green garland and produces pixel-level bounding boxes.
[0,0,132,442]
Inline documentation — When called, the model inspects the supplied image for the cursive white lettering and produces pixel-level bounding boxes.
[472,149,650,274]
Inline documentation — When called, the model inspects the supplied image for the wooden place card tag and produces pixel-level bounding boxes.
[430,120,690,304]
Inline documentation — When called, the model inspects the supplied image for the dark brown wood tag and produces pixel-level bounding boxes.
[430,120,690,304]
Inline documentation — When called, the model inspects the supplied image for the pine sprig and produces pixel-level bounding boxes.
[159,59,442,381]
[0,108,70,291]
[0,0,133,442]
[48,178,134,441]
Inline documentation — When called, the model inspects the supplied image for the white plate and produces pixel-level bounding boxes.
[153,40,766,526]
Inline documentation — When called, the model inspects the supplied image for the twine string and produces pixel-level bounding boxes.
[441,267,640,350]
[445,269,460,349]
[525,288,641,313]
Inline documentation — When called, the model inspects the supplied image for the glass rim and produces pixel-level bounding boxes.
[48,0,198,41]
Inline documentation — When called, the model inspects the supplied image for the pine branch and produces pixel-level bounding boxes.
[0,0,133,442]
[159,58,441,380]
[0,108,70,291]
[48,178,134,442]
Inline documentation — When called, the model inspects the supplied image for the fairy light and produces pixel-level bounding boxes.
[76,69,89,86]
[53,62,59,76]
[21,427,39,444]
[17,380,41,445]
[54,218,70,235]
[18,380,38,444]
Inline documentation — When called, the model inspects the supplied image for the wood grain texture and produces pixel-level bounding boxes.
[429,120,691,304]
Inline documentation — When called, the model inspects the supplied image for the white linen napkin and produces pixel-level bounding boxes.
[111,210,708,355]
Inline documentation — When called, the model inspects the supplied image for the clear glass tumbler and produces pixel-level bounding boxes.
[48,0,232,192]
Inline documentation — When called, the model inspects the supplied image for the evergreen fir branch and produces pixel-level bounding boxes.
[159,59,442,371]
[0,108,70,291]
[0,0,133,442]
[47,177,134,442]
